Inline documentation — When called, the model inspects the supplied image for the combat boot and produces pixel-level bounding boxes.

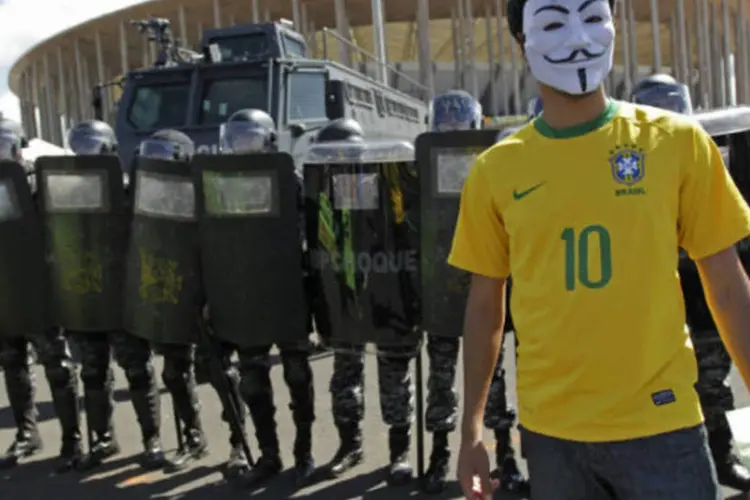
[421,431,450,494]
[241,430,282,487]
[0,430,43,469]
[494,428,530,495]
[294,425,315,486]
[49,384,84,473]
[81,388,120,470]
[165,428,208,472]
[388,425,413,485]
[224,444,250,480]
[130,388,167,470]
[141,436,167,470]
[327,424,364,478]
[710,426,750,491]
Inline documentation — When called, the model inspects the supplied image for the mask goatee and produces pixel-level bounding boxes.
[578,68,588,93]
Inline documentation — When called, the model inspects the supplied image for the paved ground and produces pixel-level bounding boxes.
[1,336,749,499]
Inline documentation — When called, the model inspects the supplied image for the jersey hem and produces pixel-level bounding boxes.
[518,414,704,443]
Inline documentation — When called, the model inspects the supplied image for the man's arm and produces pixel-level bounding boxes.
[461,274,507,439]
[697,246,750,387]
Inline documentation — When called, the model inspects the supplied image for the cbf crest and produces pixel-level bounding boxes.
[609,144,647,196]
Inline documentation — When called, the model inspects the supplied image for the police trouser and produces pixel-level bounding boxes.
[692,329,735,455]
[484,335,517,431]
[330,343,415,429]
[425,334,459,433]
[0,329,80,446]
[238,342,315,456]
[70,330,160,444]
[158,340,245,447]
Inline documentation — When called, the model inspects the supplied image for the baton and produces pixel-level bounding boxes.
[196,313,255,467]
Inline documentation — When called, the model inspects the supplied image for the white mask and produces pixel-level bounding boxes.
[522,0,615,95]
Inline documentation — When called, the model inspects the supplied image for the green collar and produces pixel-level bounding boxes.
[534,99,620,139]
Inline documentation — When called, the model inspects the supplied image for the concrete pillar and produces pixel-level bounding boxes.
[371,0,388,84]
[417,0,433,94]
[676,0,688,84]
[626,0,637,84]
[485,3,495,113]
[721,0,732,105]
[464,0,478,98]
[120,22,129,75]
[213,0,222,28]
[292,0,301,31]
[178,5,188,47]
[496,0,507,114]
[620,0,632,96]
[95,31,108,118]
[57,47,68,138]
[334,0,351,66]
[700,0,713,107]
[252,0,260,22]
[74,40,85,121]
[649,0,661,72]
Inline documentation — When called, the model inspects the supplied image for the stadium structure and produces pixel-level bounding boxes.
[7,0,750,146]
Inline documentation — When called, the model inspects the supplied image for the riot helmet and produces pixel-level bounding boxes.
[527,97,543,120]
[67,120,117,155]
[315,118,364,143]
[219,109,277,154]
[0,119,25,161]
[137,128,195,161]
[428,90,483,131]
[630,74,693,115]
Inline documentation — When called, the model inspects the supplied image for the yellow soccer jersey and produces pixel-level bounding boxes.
[448,100,750,442]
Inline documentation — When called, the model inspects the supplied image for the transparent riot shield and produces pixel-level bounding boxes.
[122,158,201,345]
[415,130,499,338]
[194,152,308,348]
[0,160,49,337]
[35,156,127,332]
[303,140,421,347]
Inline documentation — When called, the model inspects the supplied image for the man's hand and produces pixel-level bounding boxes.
[697,245,750,388]
[457,432,498,499]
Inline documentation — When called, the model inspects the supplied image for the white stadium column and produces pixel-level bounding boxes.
[495,0,507,114]
[57,46,69,135]
[626,0,637,85]
[120,22,129,75]
[74,39,85,121]
[649,0,661,72]
[620,0,632,97]
[292,0,301,31]
[214,0,222,28]
[417,0,433,95]
[509,23,521,113]
[485,3,495,114]
[371,0,388,85]
[721,0,733,105]
[464,0,478,98]
[179,5,188,47]
[700,0,713,107]
[334,0,351,67]
[95,31,108,119]
[252,0,260,22]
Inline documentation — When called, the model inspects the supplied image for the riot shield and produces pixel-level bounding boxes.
[303,140,420,346]
[35,156,127,332]
[122,158,201,344]
[0,160,48,337]
[415,130,499,338]
[194,152,308,348]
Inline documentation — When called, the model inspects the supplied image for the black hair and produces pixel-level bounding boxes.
[507,0,616,41]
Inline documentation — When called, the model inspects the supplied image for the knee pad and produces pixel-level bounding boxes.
[283,354,312,387]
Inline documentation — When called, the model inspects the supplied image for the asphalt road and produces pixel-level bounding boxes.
[1,335,749,499]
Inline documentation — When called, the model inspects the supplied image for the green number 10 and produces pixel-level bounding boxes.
[561,225,612,291]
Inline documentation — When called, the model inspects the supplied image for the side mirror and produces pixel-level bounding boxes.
[289,124,306,139]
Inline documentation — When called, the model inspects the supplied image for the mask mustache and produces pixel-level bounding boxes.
[544,48,606,64]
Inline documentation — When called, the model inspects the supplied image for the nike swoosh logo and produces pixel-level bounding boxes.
[513,182,545,200]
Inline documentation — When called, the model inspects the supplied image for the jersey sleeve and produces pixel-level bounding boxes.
[447,155,510,278]
[678,124,750,260]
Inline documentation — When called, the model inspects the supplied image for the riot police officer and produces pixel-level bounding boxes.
[0,120,83,472]
[133,128,250,476]
[631,74,750,491]
[65,120,166,470]
[207,109,316,485]
[310,118,415,486]
[422,90,528,494]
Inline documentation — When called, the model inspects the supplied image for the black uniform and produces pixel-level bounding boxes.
[135,129,248,474]
[64,120,166,469]
[215,109,315,486]
[0,123,82,471]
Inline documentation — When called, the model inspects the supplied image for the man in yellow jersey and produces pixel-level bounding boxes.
[451,0,750,498]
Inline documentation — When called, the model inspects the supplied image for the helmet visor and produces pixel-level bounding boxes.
[138,138,178,160]
[219,122,269,154]
[632,84,692,114]
[0,132,17,161]
[68,132,107,156]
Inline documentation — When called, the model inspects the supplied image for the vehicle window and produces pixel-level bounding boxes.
[288,72,326,121]
[199,77,269,125]
[126,84,190,130]
[210,34,269,62]
[284,36,306,58]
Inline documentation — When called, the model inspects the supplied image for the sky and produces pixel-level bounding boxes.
[0,0,144,123]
